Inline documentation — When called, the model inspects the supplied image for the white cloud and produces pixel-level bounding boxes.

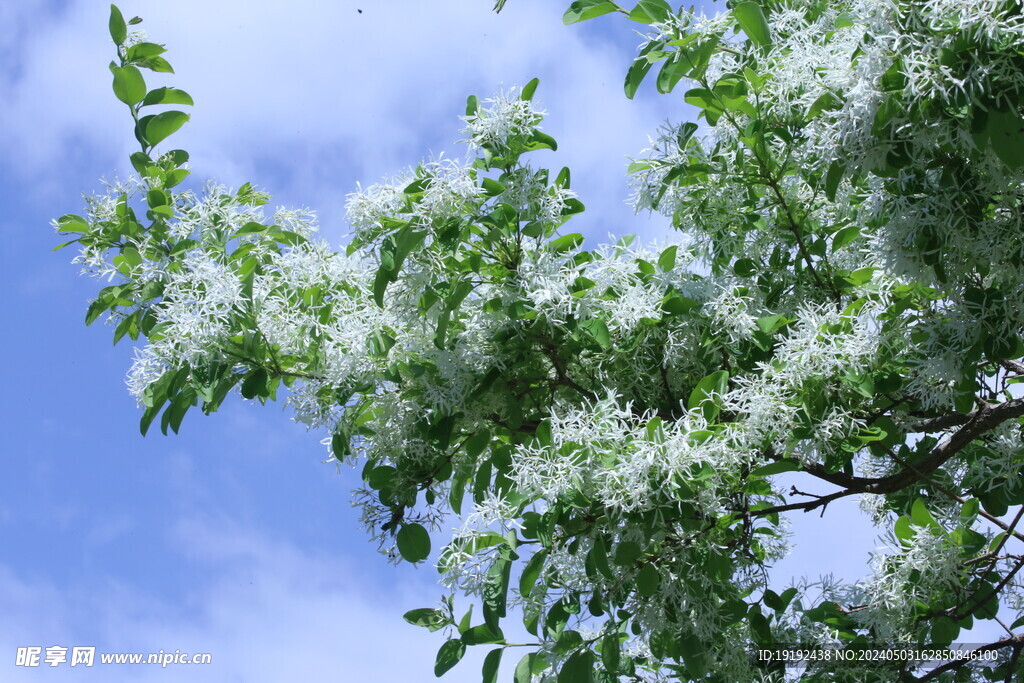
[0,513,506,682]
[4,0,677,242]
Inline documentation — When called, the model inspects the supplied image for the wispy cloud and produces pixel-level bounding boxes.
[1,513,501,682]
[3,0,677,243]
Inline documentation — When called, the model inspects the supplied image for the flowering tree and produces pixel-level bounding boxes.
[57,1,1024,680]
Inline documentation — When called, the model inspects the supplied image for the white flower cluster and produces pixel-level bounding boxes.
[460,87,546,149]
[723,299,889,464]
[500,166,577,225]
[855,528,966,642]
[632,0,1024,420]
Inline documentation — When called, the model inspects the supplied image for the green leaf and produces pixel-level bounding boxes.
[521,77,540,101]
[555,166,571,189]
[163,388,194,435]
[628,0,673,23]
[733,258,757,277]
[911,498,941,531]
[397,523,431,563]
[807,92,840,120]
[601,631,621,673]
[624,56,654,99]
[988,109,1024,168]
[372,267,392,307]
[462,624,504,645]
[931,616,959,645]
[748,610,772,644]
[614,541,643,566]
[526,130,558,151]
[636,563,661,596]
[403,608,450,632]
[514,653,537,683]
[563,0,620,24]
[109,4,127,45]
[434,639,466,677]
[683,87,715,110]
[110,64,147,106]
[676,121,699,147]
[482,648,503,683]
[749,459,801,477]
[550,233,584,253]
[144,110,190,147]
[165,168,189,188]
[519,549,548,598]
[458,605,474,634]
[657,54,691,95]
[733,2,771,46]
[240,368,269,400]
[126,42,166,60]
[824,161,845,202]
[590,536,614,579]
[960,498,980,522]
[894,515,914,545]
[579,318,612,349]
[756,314,789,334]
[658,245,677,271]
[831,225,860,253]
[844,266,876,287]
[688,370,729,421]
[137,55,174,73]
[762,589,784,612]
[142,87,194,106]
[484,543,516,628]
[481,177,506,196]
[558,650,594,683]
[55,214,89,233]
[331,432,350,461]
[662,294,700,316]
[555,630,584,654]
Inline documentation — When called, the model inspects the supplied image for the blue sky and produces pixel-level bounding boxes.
[0,1,909,681]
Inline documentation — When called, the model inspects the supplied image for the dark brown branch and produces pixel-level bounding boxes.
[748,488,855,517]
[542,344,597,402]
[790,397,1024,495]
[1000,359,1024,375]
[918,633,1024,681]
[948,555,1024,623]
[764,176,840,303]
[882,446,1024,545]
[909,411,974,432]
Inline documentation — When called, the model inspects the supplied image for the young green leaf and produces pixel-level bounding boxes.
[403,608,450,632]
[109,4,127,45]
[521,77,540,101]
[110,64,147,106]
[142,87,194,107]
[144,110,190,147]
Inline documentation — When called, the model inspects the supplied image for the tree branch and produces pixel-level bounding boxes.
[748,487,856,517]
[1000,359,1024,376]
[918,633,1024,681]
[790,397,1024,495]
